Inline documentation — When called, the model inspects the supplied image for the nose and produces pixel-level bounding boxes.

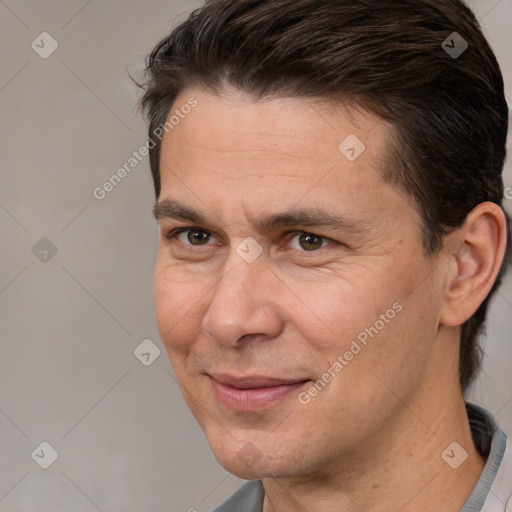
[201,253,284,347]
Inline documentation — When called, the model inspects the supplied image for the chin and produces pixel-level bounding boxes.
[208,438,267,478]
[208,433,308,481]
[215,454,291,481]
[217,458,266,480]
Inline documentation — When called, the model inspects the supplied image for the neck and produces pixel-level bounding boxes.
[261,353,486,511]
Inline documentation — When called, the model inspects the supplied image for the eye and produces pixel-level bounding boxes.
[288,232,330,251]
[167,228,214,246]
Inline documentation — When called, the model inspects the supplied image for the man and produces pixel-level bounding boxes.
[139,0,512,510]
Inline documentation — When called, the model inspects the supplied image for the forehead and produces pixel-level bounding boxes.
[156,88,409,226]
[160,87,391,173]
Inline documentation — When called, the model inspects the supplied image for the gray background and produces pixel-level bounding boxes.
[0,0,511,510]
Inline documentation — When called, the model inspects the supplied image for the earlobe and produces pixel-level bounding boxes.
[440,202,507,327]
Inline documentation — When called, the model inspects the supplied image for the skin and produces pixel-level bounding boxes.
[153,87,507,511]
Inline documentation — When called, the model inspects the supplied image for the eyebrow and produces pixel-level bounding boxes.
[153,198,371,234]
[153,199,207,224]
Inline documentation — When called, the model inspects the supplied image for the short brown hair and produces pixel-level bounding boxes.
[138,0,510,391]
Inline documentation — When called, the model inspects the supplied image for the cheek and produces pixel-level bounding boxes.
[289,269,431,395]
[153,262,207,353]
[287,274,395,354]
[339,283,439,396]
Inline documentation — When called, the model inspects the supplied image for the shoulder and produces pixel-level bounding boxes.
[212,480,264,512]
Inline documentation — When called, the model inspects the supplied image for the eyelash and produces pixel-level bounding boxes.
[163,228,214,245]
[163,227,335,252]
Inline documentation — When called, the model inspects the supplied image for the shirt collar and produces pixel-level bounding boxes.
[461,401,512,511]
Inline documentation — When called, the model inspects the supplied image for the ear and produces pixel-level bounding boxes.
[440,202,508,327]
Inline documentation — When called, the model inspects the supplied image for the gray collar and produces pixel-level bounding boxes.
[461,402,511,511]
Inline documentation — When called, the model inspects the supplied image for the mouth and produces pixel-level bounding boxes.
[208,373,311,411]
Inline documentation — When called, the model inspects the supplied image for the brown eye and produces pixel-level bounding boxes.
[186,229,211,245]
[298,233,324,251]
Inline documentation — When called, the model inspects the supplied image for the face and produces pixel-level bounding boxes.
[153,88,446,479]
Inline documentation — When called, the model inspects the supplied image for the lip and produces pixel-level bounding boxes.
[209,373,310,411]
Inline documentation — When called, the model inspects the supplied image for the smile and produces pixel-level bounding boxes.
[209,373,311,411]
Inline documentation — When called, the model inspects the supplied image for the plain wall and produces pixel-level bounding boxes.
[0,0,511,510]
